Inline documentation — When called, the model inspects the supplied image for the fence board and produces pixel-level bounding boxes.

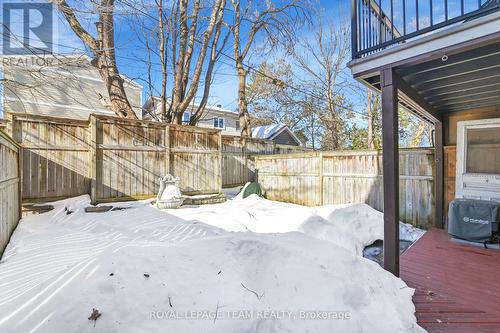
[93,115,169,202]
[8,113,226,203]
[256,149,435,228]
[7,113,305,204]
[221,136,309,187]
[7,114,91,201]
[169,125,221,195]
[0,130,20,256]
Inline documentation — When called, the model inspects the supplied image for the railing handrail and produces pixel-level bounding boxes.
[352,0,500,59]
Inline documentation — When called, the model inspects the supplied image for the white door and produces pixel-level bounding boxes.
[456,118,500,201]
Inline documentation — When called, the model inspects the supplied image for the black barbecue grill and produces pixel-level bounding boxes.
[448,199,500,244]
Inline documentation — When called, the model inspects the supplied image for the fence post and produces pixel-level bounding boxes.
[318,152,324,206]
[165,124,171,177]
[243,137,249,183]
[89,115,98,205]
[217,131,222,194]
[18,140,22,217]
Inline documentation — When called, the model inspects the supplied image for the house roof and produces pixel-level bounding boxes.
[252,124,284,139]
[252,125,303,146]
[145,97,236,116]
[1,53,143,89]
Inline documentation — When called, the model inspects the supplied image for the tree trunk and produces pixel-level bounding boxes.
[367,89,375,149]
[171,0,189,121]
[158,0,168,121]
[98,1,135,118]
[54,0,136,118]
[192,4,228,125]
[237,62,252,137]
[174,112,183,124]
[310,113,315,150]
[95,62,134,118]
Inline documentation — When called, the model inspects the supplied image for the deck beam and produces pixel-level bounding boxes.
[396,76,442,123]
[381,67,400,277]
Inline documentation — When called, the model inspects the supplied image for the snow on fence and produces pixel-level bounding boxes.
[0,130,21,255]
[221,136,310,187]
[255,149,436,228]
[6,113,222,204]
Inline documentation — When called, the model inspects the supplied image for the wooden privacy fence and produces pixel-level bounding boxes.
[7,113,222,204]
[221,136,310,187]
[255,149,436,228]
[0,130,21,255]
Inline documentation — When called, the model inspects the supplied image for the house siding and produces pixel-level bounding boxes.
[196,109,239,136]
[272,130,300,146]
[443,106,500,146]
[2,55,142,119]
[143,98,240,135]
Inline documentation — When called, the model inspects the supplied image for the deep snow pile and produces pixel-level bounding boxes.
[0,194,425,333]
[172,191,424,256]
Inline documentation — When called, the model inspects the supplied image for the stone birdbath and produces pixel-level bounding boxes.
[156,175,184,209]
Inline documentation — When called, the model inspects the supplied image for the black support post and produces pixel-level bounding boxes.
[434,121,444,228]
[381,67,400,277]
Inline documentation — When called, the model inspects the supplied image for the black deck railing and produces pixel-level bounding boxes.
[351,0,500,59]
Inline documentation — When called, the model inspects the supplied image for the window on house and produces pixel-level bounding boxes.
[236,120,240,131]
[214,117,225,129]
[182,111,191,124]
[466,127,500,174]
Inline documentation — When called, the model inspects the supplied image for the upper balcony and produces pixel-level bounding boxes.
[348,0,500,123]
[351,0,500,60]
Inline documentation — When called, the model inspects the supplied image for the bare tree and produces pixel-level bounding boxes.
[292,19,351,149]
[158,0,169,120]
[365,88,382,149]
[190,0,229,125]
[53,0,136,118]
[246,59,306,132]
[123,0,228,123]
[167,0,226,124]
[229,0,307,137]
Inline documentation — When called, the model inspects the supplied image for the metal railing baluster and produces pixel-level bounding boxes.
[352,0,500,58]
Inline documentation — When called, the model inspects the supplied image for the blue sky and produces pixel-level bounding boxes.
[5,0,363,116]
[105,0,356,113]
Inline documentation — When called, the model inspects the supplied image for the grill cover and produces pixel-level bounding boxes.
[448,199,499,242]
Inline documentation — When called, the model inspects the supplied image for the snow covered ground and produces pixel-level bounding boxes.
[0,189,425,333]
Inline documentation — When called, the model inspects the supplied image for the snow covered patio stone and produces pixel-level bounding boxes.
[0,194,425,333]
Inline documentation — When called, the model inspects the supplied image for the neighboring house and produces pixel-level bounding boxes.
[0,54,142,119]
[251,124,303,146]
[142,97,240,136]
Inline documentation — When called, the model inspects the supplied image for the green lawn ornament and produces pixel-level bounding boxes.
[242,182,263,199]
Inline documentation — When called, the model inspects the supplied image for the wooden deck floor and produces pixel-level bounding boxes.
[400,228,500,333]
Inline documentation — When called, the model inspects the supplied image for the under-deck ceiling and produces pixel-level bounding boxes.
[363,42,500,118]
